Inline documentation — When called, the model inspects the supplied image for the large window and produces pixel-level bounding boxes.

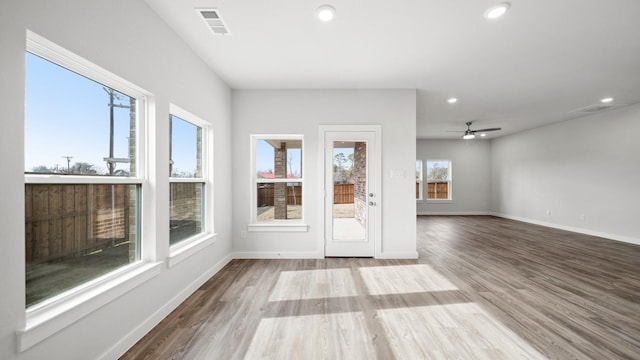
[416,160,423,200]
[24,40,146,308]
[426,160,452,200]
[169,110,207,246]
[251,136,303,226]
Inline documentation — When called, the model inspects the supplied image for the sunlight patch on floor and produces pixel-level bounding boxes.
[269,268,358,302]
[244,312,373,360]
[377,303,545,360]
[359,264,458,295]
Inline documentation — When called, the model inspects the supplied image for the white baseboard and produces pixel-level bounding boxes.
[492,212,640,246]
[100,253,234,360]
[233,251,324,259]
[417,211,492,216]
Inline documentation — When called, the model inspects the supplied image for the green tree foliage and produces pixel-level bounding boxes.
[333,152,354,184]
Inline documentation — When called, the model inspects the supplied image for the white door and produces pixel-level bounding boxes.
[322,128,379,257]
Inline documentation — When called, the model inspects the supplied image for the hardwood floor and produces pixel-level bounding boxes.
[121,216,640,359]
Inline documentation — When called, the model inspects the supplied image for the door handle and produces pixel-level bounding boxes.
[369,201,376,206]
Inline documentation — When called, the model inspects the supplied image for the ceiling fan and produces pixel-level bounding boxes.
[449,121,501,139]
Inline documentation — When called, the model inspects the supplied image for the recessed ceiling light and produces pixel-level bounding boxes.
[484,2,510,19]
[480,133,487,137]
[316,5,336,22]
[600,97,614,103]
[447,97,458,104]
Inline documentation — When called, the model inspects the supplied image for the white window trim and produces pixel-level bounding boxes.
[249,134,308,232]
[426,159,453,202]
[168,104,216,264]
[416,159,424,202]
[19,31,159,351]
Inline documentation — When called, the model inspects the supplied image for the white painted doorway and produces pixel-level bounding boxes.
[319,126,381,257]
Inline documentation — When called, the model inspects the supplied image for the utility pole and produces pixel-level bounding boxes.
[61,156,73,174]
[103,87,131,175]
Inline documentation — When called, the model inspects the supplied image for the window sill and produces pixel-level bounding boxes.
[17,261,162,352]
[168,233,218,268]
[426,199,453,203]
[248,223,309,232]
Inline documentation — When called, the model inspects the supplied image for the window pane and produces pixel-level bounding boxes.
[426,160,451,200]
[256,139,302,179]
[170,182,204,245]
[256,182,302,221]
[25,184,140,307]
[426,160,449,181]
[25,52,136,176]
[333,147,354,184]
[170,115,201,178]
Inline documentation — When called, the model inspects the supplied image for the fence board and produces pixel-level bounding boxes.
[33,185,49,260]
[63,186,75,258]
[48,185,63,258]
[427,182,449,199]
[257,185,303,206]
[25,186,33,262]
[334,184,354,204]
[26,184,136,265]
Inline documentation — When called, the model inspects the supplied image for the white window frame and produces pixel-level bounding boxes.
[18,31,161,352]
[416,159,424,201]
[167,104,216,267]
[426,159,453,202]
[248,134,308,232]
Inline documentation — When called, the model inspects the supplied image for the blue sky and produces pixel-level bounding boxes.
[256,140,301,177]
[25,52,195,176]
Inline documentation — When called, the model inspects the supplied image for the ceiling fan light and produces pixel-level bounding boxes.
[463,134,475,140]
[484,2,510,19]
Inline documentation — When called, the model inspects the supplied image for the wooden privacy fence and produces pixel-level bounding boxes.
[257,185,302,207]
[256,184,356,206]
[25,184,135,265]
[427,181,449,199]
[334,184,354,204]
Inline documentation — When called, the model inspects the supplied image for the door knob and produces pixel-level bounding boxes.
[369,201,376,206]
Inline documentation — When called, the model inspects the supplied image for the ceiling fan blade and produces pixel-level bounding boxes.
[445,130,465,132]
[472,127,501,132]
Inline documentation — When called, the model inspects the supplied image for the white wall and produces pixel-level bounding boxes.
[232,90,418,258]
[416,140,491,215]
[491,104,640,244]
[0,1,232,359]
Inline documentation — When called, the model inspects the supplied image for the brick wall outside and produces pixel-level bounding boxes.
[354,142,367,226]
[274,142,287,219]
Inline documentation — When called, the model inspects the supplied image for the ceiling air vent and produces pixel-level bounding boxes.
[197,8,230,36]
[569,103,626,114]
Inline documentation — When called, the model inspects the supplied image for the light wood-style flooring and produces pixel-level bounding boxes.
[121,216,640,359]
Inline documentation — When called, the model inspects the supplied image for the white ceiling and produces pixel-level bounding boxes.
[145,0,640,139]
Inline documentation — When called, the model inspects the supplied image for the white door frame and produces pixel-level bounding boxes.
[318,125,382,258]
